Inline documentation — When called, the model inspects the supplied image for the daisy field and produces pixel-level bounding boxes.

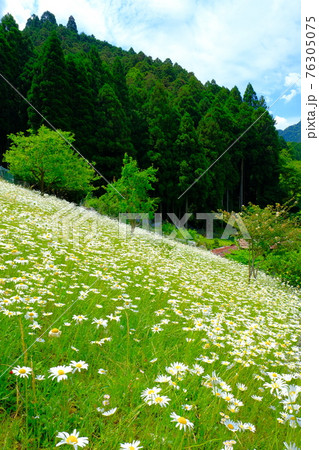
[0,179,300,449]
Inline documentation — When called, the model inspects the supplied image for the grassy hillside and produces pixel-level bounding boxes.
[0,180,300,449]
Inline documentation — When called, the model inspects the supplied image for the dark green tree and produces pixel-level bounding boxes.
[66,54,96,160]
[144,82,180,211]
[243,82,259,109]
[112,57,129,110]
[27,31,71,130]
[174,113,209,212]
[25,14,41,29]
[40,11,57,27]
[0,15,33,154]
[66,16,77,33]
[94,82,134,180]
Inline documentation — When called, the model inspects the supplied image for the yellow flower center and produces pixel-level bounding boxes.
[19,368,26,374]
[155,397,163,403]
[76,363,82,368]
[66,435,78,444]
[51,328,59,333]
[58,370,65,375]
[178,417,187,425]
[129,447,135,450]
[227,424,234,430]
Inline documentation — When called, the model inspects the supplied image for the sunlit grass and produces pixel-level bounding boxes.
[0,180,301,449]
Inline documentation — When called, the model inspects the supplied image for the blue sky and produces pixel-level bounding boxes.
[1,0,301,129]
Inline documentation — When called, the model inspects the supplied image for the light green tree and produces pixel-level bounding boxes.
[4,125,97,199]
[96,153,158,231]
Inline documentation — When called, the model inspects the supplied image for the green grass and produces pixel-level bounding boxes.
[0,180,301,449]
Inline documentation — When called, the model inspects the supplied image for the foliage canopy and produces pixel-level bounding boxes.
[4,125,97,199]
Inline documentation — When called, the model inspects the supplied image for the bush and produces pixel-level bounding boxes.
[226,249,301,287]
[260,250,301,287]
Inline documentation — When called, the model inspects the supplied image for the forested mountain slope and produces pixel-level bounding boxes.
[1,11,286,213]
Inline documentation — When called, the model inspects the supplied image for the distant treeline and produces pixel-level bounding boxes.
[0,11,299,214]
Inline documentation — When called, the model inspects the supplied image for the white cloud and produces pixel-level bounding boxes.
[282,89,297,103]
[1,0,300,99]
[277,72,301,103]
[284,72,301,89]
[274,115,300,130]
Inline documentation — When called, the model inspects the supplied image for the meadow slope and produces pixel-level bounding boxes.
[0,180,300,450]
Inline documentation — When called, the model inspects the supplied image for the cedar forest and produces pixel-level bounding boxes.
[0,11,300,216]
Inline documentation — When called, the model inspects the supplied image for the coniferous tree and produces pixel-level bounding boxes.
[94,82,134,180]
[0,15,33,155]
[243,82,259,109]
[144,82,180,211]
[66,16,77,33]
[40,11,57,27]
[27,31,71,130]
[175,113,209,212]
[25,14,41,29]
[66,54,96,159]
[112,57,129,110]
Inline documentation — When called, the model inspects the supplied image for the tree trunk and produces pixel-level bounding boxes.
[240,158,244,209]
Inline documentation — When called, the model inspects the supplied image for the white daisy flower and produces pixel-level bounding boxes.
[182,404,194,411]
[29,321,42,330]
[236,383,247,391]
[48,365,72,382]
[70,361,88,373]
[190,364,204,376]
[222,440,236,450]
[222,419,239,432]
[170,412,194,431]
[49,328,62,337]
[151,325,163,333]
[72,315,88,323]
[283,442,300,450]
[24,311,38,320]
[149,395,171,407]
[141,387,161,400]
[102,407,117,416]
[120,440,143,449]
[154,375,171,383]
[35,375,45,381]
[12,365,32,378]
[92,318,108,328]
[56,429,88,448]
